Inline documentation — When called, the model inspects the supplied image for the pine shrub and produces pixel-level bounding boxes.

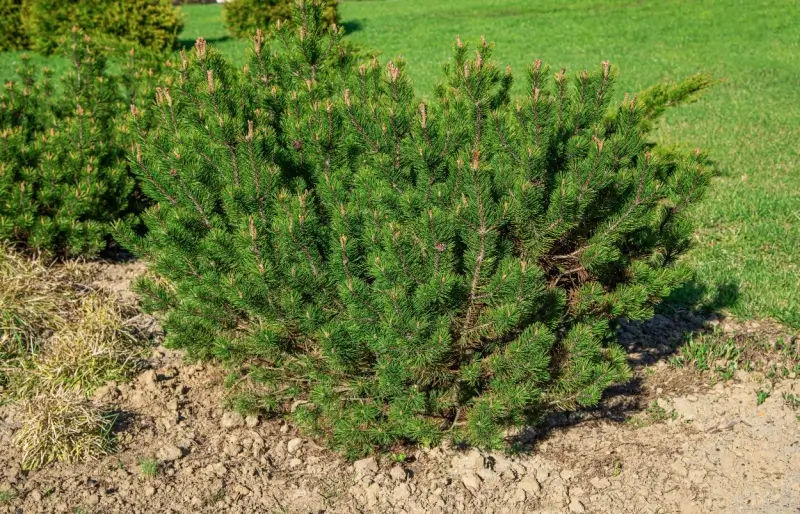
[224,0,339,38]
[120,2,713,456]
[0,30,153,257]
[0,0,28,51]
[20,0,183,55]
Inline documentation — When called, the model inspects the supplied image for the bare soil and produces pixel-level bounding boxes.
[1,261,799,514]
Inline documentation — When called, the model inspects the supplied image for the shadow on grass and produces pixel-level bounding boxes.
[507,278,742,453]
[177,35,232,51]
[341,19,364,35]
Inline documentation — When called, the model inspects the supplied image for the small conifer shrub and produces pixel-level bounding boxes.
[0,0,27,51]
[20,0,183,55]
[0,30,152,257]
[224,0,339,38]
[120,2,713,457]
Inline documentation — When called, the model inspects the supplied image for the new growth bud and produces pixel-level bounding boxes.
[196,38,207,59]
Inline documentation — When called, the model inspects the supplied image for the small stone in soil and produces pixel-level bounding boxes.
[245,415,259,427]
[158,444,184,462]
[220,411,245,429]
[461,473,481,491]
[518,476,541,494]
[389,465,407,482]
[354,456,379,476]
[287,438,303,454]
[569,498,586,513]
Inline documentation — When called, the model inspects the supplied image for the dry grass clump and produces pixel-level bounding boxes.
[0,244,150,470]
[0,245,82,354]
[13,390,115,470]
[7,293,143,397]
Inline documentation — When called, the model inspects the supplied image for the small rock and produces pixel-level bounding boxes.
[144,486,156,497]
[354,456,379,476]
[590,477,610,490]
[245,415,259,428]
[569,499,586,513]
[461,473,481,491]
[287,438,303,454]
[29,490,42,503]
[158,444,184,462]
[289,458,303,468]
[518,476,541,494]
[85,494,100,506]
[389,465,407,482]
[279,423,290,434]
[138,370,158,391]
[220,411,245,429]
[393,484,411,501]
[672,398,697,421]
[560,469,575,481]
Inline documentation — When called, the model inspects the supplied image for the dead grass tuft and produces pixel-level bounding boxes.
[0,244,151,470]
[6,294,144,397]
[13,390,116,470]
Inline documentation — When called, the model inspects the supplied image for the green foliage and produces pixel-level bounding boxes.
[20,0,183,55]
[0,0,27,52]
[224,0,339,38]
[120,2,712,457]
[0,30,153,257]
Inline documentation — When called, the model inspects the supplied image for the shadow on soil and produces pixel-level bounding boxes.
[507,278,743,452]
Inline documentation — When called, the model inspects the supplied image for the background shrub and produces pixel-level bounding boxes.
[0,0,28,51]
[0,31,155,257]
[20,0,183,55]
[120,2,712,457]
[224,0,339,38]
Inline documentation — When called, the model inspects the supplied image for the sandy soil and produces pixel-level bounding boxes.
[1,261,799,514]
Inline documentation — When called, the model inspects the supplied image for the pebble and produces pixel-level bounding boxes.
[461,473,481,491]
[518,476,541,494]
[158,444,184,462]
[85,494,100,506]
[245,415,259,427]
[289,458,303,468]
[389,465,407,482]
[287,438,303,454]
[220,411,245,429]
[590,477,611,490]
[672,398,698,421]
[354,456,379,476]
[569,499,586,513]
[144,486,156,497]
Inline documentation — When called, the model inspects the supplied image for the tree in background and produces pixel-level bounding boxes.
[224,0,339,38]
[20,0,183,56]
[120,1,712,457]
[0,30,156,257]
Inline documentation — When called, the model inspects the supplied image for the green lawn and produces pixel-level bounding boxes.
[2,0,798,326]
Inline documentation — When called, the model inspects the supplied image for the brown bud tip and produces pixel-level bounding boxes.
[419,103,427,129]
[456,35,462,48]
[196,38,207,59]
[602,61,610,78]
[344,89,351,107]
[533,59,542,73]
[695,147,701,156]
[247,120,254,141]
[471,150,480,171]
[207,70,214,93]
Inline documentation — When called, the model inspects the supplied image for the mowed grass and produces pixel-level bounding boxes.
[1,0,797,326]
